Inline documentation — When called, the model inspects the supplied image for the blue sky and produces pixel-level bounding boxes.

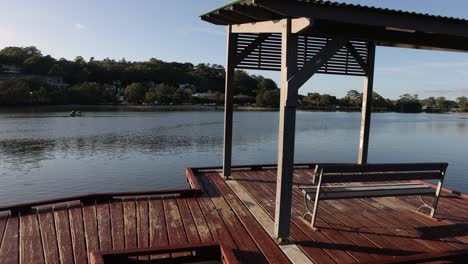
[0,0,467,99]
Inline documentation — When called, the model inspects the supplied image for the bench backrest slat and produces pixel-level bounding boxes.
[321,172,442,183]
[317,163,448,174]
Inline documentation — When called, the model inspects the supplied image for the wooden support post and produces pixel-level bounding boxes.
[223,25,236,179]
[274,18,298,243]
[358,42,376,164]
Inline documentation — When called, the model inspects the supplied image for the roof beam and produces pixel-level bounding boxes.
[228,5,280,21]
[232,17,312,33]
[215,9,255,24]
[254,0,468,39]
[309,21,468,53]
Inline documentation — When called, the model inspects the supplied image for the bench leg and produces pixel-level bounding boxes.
[430,178,444,218]
[416,196,434,215]
[302,194,313,221]
[310,198,320,231]
[301,192,320,230]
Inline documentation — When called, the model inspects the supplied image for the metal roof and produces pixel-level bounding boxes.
[201,0,468,52]
[202,0,468,25]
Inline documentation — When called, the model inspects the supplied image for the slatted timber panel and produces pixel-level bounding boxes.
[236,33,368,76]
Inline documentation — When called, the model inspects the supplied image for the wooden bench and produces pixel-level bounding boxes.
[299,163,448,230]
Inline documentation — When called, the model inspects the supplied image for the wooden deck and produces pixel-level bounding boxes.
[0,164,467,263]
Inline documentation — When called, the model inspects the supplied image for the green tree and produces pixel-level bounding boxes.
[435,96,447,109]
[342,90,362,108]
[254,75,278,92]
[0,46,41,65]
[125,83,147,104]
[0,79,31,105]
[145,88,158,103]
[422,97,436,109]
[173,88,192,104]
[48,64,65,76]
[302,92,321,107]
[234,70,258,96]
[23,54,56,75]
[457,96,468,112]
[372,91,392,109]
[256,89,280,107]
[32,87,51,105]
[395,94,422,113]
[154,83,175,104]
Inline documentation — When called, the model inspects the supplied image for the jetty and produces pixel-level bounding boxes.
[1,0,468,263]
[0,166,467,263]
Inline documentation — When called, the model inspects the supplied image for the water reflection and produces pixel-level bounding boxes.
[0,110,467,205]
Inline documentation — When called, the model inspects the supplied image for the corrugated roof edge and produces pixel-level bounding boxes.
[302,0,468,23]
[201,0,468,24]
[200,0,243,17]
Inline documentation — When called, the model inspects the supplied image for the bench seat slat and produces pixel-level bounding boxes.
[301,184,435,200]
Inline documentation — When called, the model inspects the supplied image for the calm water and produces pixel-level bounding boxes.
[0,109,467,206]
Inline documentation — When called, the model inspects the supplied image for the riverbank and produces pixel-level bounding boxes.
[0,104,222,112]
[1,104,467,114]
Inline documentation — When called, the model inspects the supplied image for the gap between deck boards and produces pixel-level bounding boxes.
[222,173,314,264]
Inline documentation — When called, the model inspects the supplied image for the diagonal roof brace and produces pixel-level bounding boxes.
[235,33,270,66]
[289,38,349,90]
[345,43,369,75]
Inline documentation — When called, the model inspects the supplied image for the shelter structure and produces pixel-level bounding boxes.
[201,0,468,243]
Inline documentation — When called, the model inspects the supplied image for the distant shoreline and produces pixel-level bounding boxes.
[0,104,466,114]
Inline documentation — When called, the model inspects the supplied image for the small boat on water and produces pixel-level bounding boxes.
[69,111,82,117]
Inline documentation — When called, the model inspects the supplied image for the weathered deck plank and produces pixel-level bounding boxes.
[176,198,201,244]
[0,217,7,256]
[109,201,125,250]
[54,209,74,264]
[96,202,112,251]
[38,211,60,264]
[186,198,213,243]
[136,199,149,261]
[0,216,19,264]
[163,198,190,258]
[20,214,44,264]
[69,206,87,264]
[82,205,99,262]
[123,199,137,249]
[148,198,170,260]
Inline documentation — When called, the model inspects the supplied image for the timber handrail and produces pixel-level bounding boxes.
[362,249,468,264]
[0,188,201,215]
[90,242,241,264]
[189,162,353,172]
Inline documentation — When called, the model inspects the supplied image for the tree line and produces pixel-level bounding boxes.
[0,46,467,112]
[301,91,468,113]
[0,46,278,105]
